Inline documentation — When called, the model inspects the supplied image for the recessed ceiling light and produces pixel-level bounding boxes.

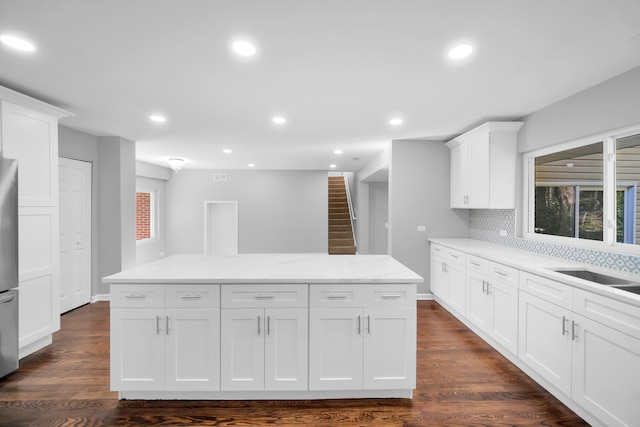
[389,118,403,125]
[0,34,35,52]
[334,149,343,155]
[223,148,232,154]
[329,164,337,169]
[272,116,286,124]
[149,115,166,123]
[232,40,256,56]
[248,163,256,168]
[448,44,473,60]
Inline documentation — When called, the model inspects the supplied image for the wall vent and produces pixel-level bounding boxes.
[213,173,228,182]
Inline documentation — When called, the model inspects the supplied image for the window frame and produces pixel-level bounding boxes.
[522,122,640,255]
[136,188,158,244]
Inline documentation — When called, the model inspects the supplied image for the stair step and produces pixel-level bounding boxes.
[329,231,353,239]
[329,246,357,255]
[329,207,349,213]
[329,237,355,246]
[329,225,352,232]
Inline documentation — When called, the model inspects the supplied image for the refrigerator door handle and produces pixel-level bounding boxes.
[0,294,16,304]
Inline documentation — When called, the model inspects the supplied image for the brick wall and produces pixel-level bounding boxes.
[136,191,151,240]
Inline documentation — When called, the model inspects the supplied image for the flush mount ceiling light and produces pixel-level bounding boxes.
[168,158,184,173]
[149,115,166,123]
[329,164,337,169]
[389,118,403,125]
[223,148,232,154]
[248,163,256,168]
[272,116,286,124]
[334,149,343,155]
[232,40,256,56]
[448,44,473,60]
[0,34,35,52]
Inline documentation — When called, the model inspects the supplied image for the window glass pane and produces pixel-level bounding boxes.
[534,142,603,241]
[615,133,640,245]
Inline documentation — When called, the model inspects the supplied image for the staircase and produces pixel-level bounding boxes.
[328,176,356,254]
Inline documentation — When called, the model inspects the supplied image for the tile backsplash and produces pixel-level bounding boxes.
[469,209,640,274]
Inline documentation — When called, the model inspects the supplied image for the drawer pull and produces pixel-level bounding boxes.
[327,294,348,300]
[470,260,482,267]
[450,254,460,259]
[156,315,161,335]
[562,316,568,336]
[380,294,402,299]
[125,294,147,299]
[180,294,202,300]
[254,294,275,300]
[494,270,509,278]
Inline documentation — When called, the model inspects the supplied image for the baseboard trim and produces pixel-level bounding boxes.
[91,294,110,303]
[417,293,433,301]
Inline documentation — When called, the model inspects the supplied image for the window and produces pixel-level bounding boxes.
[136,190,156,241]
[524,126,640,252]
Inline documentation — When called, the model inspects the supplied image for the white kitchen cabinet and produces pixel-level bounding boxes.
[110,284,220,392]
[446,121,523,209]
[466,257,518,354]
[220,284,308,391]
[430,244,465,315]
[0,89,72,358]
[309,284,416,391]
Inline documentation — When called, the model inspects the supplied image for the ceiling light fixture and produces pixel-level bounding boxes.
[223,148,232,154]
[272,116,286,124]
[0,34,35,52]
[448,44,473,60]
[248,163,256,168]
[149,115,166,123]
[168,158,184,173]
[334,149,343,155]
[329,164,337,169]
[232,40,256,57]
[389,118,403,125]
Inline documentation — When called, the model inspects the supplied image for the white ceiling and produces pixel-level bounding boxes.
[1,0,639,172]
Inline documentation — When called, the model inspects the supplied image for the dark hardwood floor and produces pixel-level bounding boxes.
[0,301,589,427]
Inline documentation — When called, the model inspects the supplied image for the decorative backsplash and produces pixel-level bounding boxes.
[469,209,640,274]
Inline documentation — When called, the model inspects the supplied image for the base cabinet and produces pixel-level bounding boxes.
[430,244,465,315]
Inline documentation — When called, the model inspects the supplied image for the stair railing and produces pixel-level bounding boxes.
[343,175,357,250]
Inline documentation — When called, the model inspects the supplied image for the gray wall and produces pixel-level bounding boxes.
[369,182,389,254]
[165,169,328,255]
[389,139,469,295]
[58,125,101,297]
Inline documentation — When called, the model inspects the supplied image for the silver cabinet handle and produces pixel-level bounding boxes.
[482,280,486,293]
[166,316,170,335]
[450,254,460,259]
[327,294,348,299]
[156,315,161,335]
[267,316,271,336]
[486,282,492,294]
[125,294,146,299]
[381,294,401,299]
[357,315,361,335]
[562,316,568,336]
[257,315,261,335]
[180,294,202,300]
[470,260,482,267]
[572,321,578,340]
[494,270,509,278]
[367,315,371,334]
[254,294,274,300]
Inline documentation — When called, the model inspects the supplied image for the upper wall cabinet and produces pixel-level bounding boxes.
[446,122,523,209]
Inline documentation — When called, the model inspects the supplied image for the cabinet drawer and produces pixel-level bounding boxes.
[221,284,308,308]
[573,288,640,340]
[488,262,518,288]
[365,285,416,308]
[309,285,364,307]
[446,248,465,266]
[467,255,489,274]
[110,284,164,308]
[519,271,572,310]
[166,284,220,308]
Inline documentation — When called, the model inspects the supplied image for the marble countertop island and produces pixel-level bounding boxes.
[102,253,424,284]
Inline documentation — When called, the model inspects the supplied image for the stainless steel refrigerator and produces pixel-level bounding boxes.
[0,156,19,378]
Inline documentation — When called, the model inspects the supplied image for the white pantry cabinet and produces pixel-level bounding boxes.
[0,88,73,359]
[110,284,220,391]
[445,121,523,209]
[220,284,308,391]
[308,284,416,391]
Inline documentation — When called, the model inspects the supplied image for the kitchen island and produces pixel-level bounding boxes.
[103,253,422,400]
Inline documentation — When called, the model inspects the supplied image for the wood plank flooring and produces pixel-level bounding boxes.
[0,301,589,427]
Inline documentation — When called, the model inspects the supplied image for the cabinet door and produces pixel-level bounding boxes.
[449,143,467,208]
[430,254,448,300]
[572,313,640,427]
[467,133,490,208]
[221,308,264,391]
[518,292,572,395]
[467,272,490,330]
[363,307,416,390]
[447,261,466,315]
[264,308,308,391]
[309,307,363,390]
[488,281,518,354]
[110,308,164,391]
[165,308,220,391]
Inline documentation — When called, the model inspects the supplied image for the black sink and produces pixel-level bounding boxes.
[552,269,635,285]
[611,284,640,295]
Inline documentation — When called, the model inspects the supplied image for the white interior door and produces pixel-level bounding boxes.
[204,201,238,255]
[59,157,91,313]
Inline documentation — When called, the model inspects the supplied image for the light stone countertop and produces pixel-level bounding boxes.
[102,253,423,285]
[429,238,640,307]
